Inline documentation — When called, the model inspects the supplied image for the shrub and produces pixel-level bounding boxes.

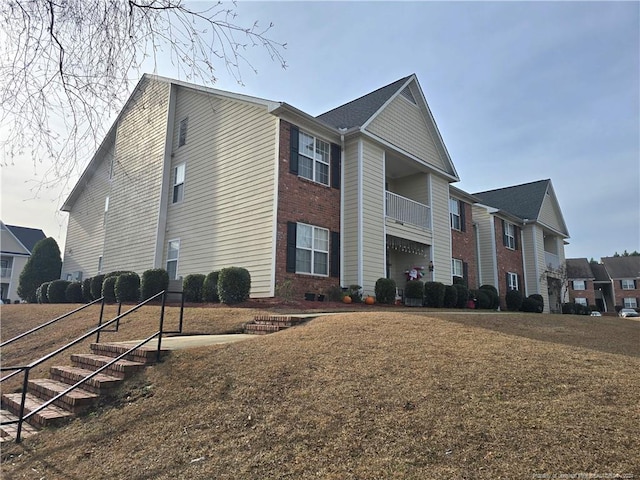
[521,294,544,313]
[105,270,135,279]
[183,274,205,302]
[82,277,93,302]
[47,280,71,303]
[375,278,397,305]
[101,276,118,303]
[453,283,469,308]
[217,267,251,305]
[202,271,220,302]
[575,303,591,315]
[324,285,344,302]
[65,282,84,303]
[346,285,363,303]
[405,280,424,300]
[444,285,458,308]
[505,289,523,311]
[480,285,500,309]
[470,289,491,309]
[37,281,52,303]
[90,274,106,300]
[423,281,445,308]
[17,237,62,303]
[562,303,576,314]
[115,272,141,302]
[141,269,169,301]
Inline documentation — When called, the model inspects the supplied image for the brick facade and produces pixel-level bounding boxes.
[450,201,478,289]
[494,218,524,310]
[613,280,640,309]
[275,120,341,298]
[568,280,596,307]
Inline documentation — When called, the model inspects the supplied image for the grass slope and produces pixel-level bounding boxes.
[1,305,639,479]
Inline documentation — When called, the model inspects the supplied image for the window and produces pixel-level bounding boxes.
[295,223,329,276]
[572,280,586,291]
[504,222,516,249]
[507,272,518,290]
[623,298,638,308]
[452,258,463,278]
[450,198,461,230]
[104,196,109,225]
[166,240,180,280]
[574,298,588,306]
[173,163,185,203]
[97,256,103,274]
[298,131,330,186]
[621,279,636,290]
[178,117,188,147]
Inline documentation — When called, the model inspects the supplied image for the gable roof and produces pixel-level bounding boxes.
[601,256,640,279]
[317,76,412,130]
[3,223,46,253]
[473,179,550,222]
[590,263,611,283]
[566,258,595,279]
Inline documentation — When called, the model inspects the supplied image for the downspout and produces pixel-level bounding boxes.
[340,130,346,288]
[473,221,481,288]
[520,224,528,296]
[357,139,364,288]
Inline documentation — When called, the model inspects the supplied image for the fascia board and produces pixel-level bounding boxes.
[270,103,341,140]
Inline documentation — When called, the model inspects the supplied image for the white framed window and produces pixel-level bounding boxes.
[452,258,463,278]
[178,117,188,147]
[573,280,586,291]
[104,196,109,225]
[298,131,330,186]
[621,279,635,290]
[97,256,103,274]
[166,239,180,280]
[623,298,638,308]
[173,163,185,204]
[507,272,518,291]
[449,198,461,230]
[505,222,516,249]
[574,298,588,306]
[296,223,329,276]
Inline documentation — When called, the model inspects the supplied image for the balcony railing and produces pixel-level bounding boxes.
[385,191,431,230]
[545,251,560,270]
[1,267,12,278]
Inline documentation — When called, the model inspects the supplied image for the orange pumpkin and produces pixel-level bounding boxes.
[365,296,375,305]
[342,295,352,304]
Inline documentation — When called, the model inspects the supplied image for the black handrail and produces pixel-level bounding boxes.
[1,297,106,348]
[1,289,181,443]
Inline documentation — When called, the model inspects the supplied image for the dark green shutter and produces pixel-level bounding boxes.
[502,219,507,246]
[462,262,469,287]
[514,226,519,250]
[330,231,340,278]
[331,143,340,189]
[505,272,510,290]
[290,125,299,174]
[459,201,466,232]
[286,222,297,273]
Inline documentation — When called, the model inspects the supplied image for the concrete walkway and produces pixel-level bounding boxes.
[114,334,259,351]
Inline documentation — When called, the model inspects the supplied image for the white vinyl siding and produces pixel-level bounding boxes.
[342,138,361,288]
[472,206,497,288]
[430,176,453,283]
[538,189,567,234]
[163,87,277,297]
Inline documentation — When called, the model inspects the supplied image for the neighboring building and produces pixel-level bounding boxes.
[0,221,46,302]
[61,74,459,298]
[566,258,597,307]
[602,256,640,310]
[471,180,570,313]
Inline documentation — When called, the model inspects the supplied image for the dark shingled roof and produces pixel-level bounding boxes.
[5,224,46,253]
[473,179,550,222]
[601,256,640,279]
[590,263,611,283]
[566,258,594,279]
[317,76,412,129]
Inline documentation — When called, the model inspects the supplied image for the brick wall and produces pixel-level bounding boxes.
[568,280,596,306]
[275,120,341,298]
[613,280,640,309]
[451,201,478,289]
[494,219,524,310]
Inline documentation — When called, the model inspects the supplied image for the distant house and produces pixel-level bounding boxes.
[566,258,597,308]
[0,221,46,302]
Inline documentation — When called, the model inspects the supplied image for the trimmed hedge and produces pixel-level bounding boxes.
[470,289,491,309]
[202,271,220,303]
[374,278,397,305]
[48,280,71,303]
[443,285,458,308]
[217,267,251,305]
[102,276,118,303]
[141,269,169,301]
[183,274,206,303]
[480,285,500,310]
[521,294,544,313]
[65,282,84,303]
[453,283,469,308]
[82,278,93,302]
[405,280,424,300]
[424,281,445,308]
[90,274,106,300]
[115,272,141,302]
[505,289,523,311]
[37,281,52,304]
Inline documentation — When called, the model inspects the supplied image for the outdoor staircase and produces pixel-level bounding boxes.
[243,314,310,335]
[0,343,168,443]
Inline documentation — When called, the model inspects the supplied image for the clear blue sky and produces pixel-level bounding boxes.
[1,1,638,260]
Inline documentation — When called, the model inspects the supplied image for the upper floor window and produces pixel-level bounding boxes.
[504,221,516,250]
[166,239,180,280]
[173,163,185,203]
[449,198,461,230]
[299,131,330,186]
[452,258,463,278]
[621,279,636,290]
[507,272,518,291]
[572,280,586,291]
[178,117,188,147]
[296,223,329,276]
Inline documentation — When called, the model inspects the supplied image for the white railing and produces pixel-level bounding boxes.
[1,267,11,278]
[545,251,560,270]
[385,191,431,230]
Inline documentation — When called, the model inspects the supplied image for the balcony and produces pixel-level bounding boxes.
[545,251,560,270]
[1,267,12,278]
[385,191,431,230]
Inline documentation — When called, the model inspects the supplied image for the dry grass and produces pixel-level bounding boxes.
[1,303,639,479]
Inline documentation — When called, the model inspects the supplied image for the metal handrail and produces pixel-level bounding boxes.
[1,289,179,443]
[1,297,106,348]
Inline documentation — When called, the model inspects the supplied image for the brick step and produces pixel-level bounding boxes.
[244,324,289,335]
[28,378,98,413]
[0,409,39,443]
[1,393,73,428]
[71,353,146,379]
[252,315,307,327]
[49,366,122,394]
[90,343,168,364]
